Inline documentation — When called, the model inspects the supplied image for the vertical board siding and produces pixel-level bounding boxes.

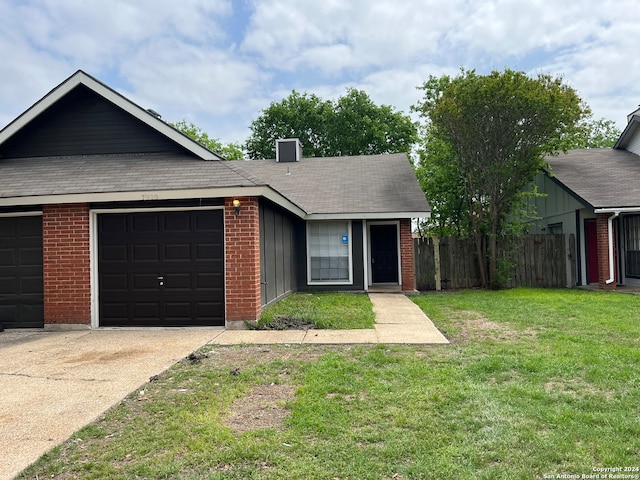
[259,200,296,307]
[414,234,576,290]
[0,86,187,158]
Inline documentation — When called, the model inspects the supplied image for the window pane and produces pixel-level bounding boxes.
[308,221,350,282]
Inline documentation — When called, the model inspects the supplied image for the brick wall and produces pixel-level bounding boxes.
[225,197,261,325]
[42,204,91,324]
[399,219,416,291]
[596,213,617,290]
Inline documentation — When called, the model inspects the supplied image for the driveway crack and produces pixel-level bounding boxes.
[0,371,108,382]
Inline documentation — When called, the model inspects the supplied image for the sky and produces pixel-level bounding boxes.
[0,0,638,146]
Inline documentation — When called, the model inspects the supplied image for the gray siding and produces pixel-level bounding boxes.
[260,200,298,306]
[529,173,588,235]
[627,132,640,156]
[0,86,190,158]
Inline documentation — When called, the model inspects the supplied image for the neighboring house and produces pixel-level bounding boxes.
[530,107,640,289]
[0,70,430,329]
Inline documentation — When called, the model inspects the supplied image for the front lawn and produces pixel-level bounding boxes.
[18,289,640,479]
[256,291,376,330]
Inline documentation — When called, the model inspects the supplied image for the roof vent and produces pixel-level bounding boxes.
[147,108,162,119]
[276,138,302,162]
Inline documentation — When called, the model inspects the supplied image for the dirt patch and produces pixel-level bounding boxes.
[254,316,316,331]
[225,383,297,433]
[451,311,537,344]
[200,345,330,371]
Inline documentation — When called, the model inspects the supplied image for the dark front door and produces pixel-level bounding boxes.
[370,224,399,283]
[585,219,599,284]
[0,216,44,328]
[98,210,224,327]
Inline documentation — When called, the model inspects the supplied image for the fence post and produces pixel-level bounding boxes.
[434,236,441,291]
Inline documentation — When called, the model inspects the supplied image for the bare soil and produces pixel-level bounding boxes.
[225,383,297,433]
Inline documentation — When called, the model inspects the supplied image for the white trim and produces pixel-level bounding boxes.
[305,212,429,220]
[362,220,369,291]
[306,220,353,285]
[0,70,223,161]
[595,207,640,214]
[0,210,42,218]
[367,220,402,287]
[90,205,225,328]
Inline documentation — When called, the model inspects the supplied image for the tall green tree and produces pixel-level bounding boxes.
[245,89,417,159]
[413,69,588,288]
[564,117,621,149]
[171,120,244,160]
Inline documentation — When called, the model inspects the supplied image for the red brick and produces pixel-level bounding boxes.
[225,197,261,323]
[42,204,91,324]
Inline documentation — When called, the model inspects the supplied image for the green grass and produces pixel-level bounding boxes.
[18,288,640,479]
[257,291,375,329]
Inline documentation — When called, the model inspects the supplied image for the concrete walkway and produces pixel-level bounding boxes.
[0,294,446,480]
[209,293,449,345]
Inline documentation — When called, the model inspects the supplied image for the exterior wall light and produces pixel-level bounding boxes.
[233,199,241,216]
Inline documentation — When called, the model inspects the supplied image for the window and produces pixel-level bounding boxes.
[547,222,563,234]
[625,215,640,278]
[307,221,352,284]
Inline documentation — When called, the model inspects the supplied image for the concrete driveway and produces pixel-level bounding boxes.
[0,328,218,480]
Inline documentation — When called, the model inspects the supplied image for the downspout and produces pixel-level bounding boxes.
[605,212,620,285]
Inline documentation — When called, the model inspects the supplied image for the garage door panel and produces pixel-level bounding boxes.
[21,247,43,266]
[133,215,160,233]
[164,214,191,232]
[101,245,128,262]
[98,210,224,327]
[133,273,162,290]
[101,273,129,291]
[21,275,44,295]
[164,244,191,261]
[133,244,160,261]
[133,302,160,318]
[0,216,44,328]
[197,272,223,289]
[0,277,17,294]
[196,244,222,260]
[0,249,15,264]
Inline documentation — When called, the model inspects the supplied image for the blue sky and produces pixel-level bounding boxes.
[0,0,638,145]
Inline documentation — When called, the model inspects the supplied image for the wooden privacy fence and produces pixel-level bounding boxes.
[414,234,576,290]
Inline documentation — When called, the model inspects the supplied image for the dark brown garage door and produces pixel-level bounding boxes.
[98,210,224,327]
[0,216,44,328]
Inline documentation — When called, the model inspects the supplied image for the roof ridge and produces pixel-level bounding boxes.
[222,160,268,186]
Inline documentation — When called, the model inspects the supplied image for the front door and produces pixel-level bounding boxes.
[585,219,599,284]
[370,224,399,283]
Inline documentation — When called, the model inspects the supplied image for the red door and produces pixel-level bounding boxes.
[585,219,599,284]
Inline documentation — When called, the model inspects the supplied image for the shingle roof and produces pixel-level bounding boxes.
[546,148,640,209]
[0,153,260,199]
[237,153,430,216]
[0,152,429,218]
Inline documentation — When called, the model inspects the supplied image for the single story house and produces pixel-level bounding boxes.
[0,70,430,329]
[530,107,640,289]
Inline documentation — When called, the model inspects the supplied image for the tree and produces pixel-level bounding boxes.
[564,117,621,149]
[413,69,588,288]
[171,120,244,160]
[245,89,417,159]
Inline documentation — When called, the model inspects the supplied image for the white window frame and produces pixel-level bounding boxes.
[306,220,353,285]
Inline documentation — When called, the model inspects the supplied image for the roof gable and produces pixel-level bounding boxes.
[545,148,640,209]
[0,70,222,160]
[614,113,640,154]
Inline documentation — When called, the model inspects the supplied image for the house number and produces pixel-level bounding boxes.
[142,194,159,201]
